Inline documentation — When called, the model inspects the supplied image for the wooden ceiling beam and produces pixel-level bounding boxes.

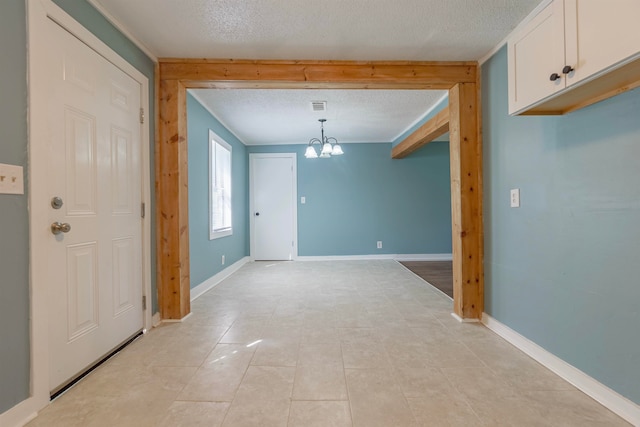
[180,81,455,90]
[392,106,450,159]
[158,60,476,89]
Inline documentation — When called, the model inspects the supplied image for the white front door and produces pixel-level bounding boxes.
[250,153,297,260]
[43,19,144,392]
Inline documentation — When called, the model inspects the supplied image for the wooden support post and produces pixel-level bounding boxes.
[448,82,483,319]
[157,79,190,319]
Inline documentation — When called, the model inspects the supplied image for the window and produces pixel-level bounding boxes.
[209,130,232,239]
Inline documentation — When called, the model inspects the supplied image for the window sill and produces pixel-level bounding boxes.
[210,229,232,240]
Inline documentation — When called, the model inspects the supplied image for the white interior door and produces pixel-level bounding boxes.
[44,19,144,392]
[250,153,297,260]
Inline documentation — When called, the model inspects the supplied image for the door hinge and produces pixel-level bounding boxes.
[142,295,147,310]
[141,202,145,218]
[139,107,145,124]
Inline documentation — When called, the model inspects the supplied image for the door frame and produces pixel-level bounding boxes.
[17,0,153,421]
[249,153,298,261]
[158,61,482,322]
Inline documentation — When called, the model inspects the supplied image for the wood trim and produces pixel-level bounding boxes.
[177,81,458,90]
[391,107,450,159]
[159,60,476,88]
[156,59,483,321]
[157,79,190,319]
[449,82,483,319]
[159,58,477,65]
[475,68,485,320]
[153,61,161,318]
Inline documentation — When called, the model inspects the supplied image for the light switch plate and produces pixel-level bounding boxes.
[0,163,24,195]
[510,188,520,208]
[300,196,306,204]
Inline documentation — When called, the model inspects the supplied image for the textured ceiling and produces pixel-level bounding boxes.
[190,89,448,145]
[92,0,541,145]
[93,0,540,61]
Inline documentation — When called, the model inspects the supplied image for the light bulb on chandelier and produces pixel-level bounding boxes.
[304,119,343,159]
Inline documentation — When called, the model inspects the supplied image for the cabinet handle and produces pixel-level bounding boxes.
[549,73,562,81]
[562,65,574,74]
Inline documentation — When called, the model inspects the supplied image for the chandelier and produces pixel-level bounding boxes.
[304,119,344,158]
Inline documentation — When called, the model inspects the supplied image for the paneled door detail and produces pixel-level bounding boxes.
[250,154,297,261]
[45,19,143,393]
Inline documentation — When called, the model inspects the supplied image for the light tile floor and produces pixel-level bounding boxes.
[27,260,630,426]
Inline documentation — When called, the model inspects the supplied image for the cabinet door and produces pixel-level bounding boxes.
[565,0,640,86]
[508,0,566,114]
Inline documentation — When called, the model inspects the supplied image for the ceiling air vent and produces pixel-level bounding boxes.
[310,101,327,112]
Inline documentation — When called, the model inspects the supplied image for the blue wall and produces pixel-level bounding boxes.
[483,46,640,404]
[248,143,452,256]
[187,94,249,287]
[187,95,451,279]
[392,95,449,147]
[0,0,30,413]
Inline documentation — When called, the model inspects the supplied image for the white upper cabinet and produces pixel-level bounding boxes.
[508,1,566,114]
[508,0,640,115]
[565,0,640,84]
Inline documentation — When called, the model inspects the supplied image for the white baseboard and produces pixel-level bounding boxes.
[190,256,250,302]
[481,313,640,425]
[150,257,250,324]
[395,253,453,261]
[296,253,452,262]
[0,396,38,427]
[451,312,480,323]
[297,254,395,261]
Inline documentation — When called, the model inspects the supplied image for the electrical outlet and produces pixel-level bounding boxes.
[221,255,225,265]
[300,196,306,204]
[0,163,24,195]
[377,241,382,249]
[510,188,520,208]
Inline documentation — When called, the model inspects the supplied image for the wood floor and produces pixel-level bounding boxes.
[400,261,453,298]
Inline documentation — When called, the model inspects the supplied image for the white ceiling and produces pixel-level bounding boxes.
[190,89,448,145]
[92,0,541,145]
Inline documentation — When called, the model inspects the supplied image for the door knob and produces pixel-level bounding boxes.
[255,212,260,216]
[549,72,562,82]
[51,222,71,235]
[562,65,574,74]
